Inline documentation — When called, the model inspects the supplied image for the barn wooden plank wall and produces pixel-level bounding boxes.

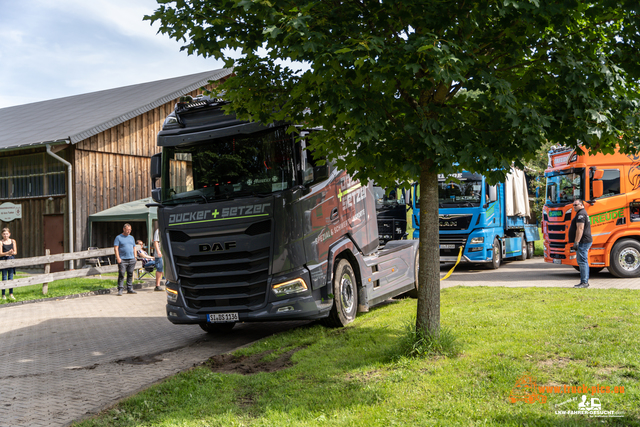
[0,197,65,259]
[72,86,213,252]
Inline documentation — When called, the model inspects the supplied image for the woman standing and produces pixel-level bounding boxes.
[1,227,17,300]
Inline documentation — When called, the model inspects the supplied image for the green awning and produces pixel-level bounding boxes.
[88,198,158,249]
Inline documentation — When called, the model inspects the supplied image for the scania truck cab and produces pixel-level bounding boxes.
[543,145,640,277]
[411,170,539,268]
[150,96,419,332]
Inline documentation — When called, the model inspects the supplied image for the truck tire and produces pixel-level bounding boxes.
[199,322,235,334]
[488,238,501,269]
[517,238,527,261]
[609,239,640,278]
[527,242,535,259]
[324,259,358,327]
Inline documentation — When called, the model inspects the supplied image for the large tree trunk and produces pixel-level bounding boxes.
[416,162,440,336]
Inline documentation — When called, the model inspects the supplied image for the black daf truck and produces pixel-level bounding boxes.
[150,95,418,332]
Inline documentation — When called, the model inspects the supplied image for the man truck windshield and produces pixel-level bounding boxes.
[545,170,584,205]
[438,178,483,207]
[161,127,296,204]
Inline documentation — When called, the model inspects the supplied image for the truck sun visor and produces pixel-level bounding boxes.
[158,122,269,146]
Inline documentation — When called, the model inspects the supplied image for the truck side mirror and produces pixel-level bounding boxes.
[150,153,162,188]
[151,188,162,203]
[592,180,604,199]
[590,167,604,200]
[592,169,604,180]
[313,164,329,182]
[488,185,498,203]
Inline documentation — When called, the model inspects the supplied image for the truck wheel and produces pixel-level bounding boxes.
[325,259,358,327]
[517,238,527,261]
[609,239,640,278]
[199,322,235,334]
[488,238,501,269]
[527,242,535,259]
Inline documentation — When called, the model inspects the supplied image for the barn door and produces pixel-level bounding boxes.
[44,214,65,272]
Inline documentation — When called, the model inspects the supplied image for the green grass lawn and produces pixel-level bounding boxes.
[75,287,640,426]
[0,274,142,304]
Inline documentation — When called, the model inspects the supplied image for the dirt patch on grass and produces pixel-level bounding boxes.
[203,347,303,375]
[596,366,620,378]
[236,394,256,408]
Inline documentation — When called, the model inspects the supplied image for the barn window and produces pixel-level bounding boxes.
[0,153,66,199]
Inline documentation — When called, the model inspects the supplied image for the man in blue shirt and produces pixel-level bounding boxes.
[114,223,137,296]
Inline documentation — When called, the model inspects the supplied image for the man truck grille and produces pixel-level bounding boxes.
[439,234,469,256]
[439,215,473,230]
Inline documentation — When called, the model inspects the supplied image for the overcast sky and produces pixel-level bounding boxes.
[0,0,229,109]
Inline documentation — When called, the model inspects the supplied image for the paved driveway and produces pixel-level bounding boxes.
[440,256,640,289]
[0,258,638,427]
[0,286,307,427]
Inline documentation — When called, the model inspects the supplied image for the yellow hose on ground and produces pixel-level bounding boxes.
[440,246,463,281]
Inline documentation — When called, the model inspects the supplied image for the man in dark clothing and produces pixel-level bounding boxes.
[568,199,593,288]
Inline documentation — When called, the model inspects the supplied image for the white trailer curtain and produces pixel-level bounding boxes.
[505,168,531,217]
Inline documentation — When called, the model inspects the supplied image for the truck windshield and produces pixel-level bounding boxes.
[438,179,483,207]
[373,186,406,209]
[161,126,296,204]
[545,169,584,205]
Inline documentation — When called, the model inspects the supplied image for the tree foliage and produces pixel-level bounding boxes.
[147,0,640,334]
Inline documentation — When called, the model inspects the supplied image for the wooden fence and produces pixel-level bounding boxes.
[0,248,142,294]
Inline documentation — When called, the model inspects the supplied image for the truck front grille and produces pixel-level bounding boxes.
[439,234,469,256]
[549,242,566,249]
[548,233,565,241]
[439,215,473,230]
[174,222,271,313]
[547,224,565,232]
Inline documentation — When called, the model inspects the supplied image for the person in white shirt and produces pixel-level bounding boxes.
[153,228,164,291]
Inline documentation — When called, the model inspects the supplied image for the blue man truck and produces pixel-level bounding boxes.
[411,170,539,268]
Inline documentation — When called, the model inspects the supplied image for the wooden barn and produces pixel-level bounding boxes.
[0,68,232,270]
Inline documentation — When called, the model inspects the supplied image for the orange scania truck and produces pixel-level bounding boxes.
[543,145,640,277]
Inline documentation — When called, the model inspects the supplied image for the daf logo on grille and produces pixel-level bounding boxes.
[199,242,237,252]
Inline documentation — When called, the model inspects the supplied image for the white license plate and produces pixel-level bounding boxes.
[440,244,455,249]
[207,313,239,323]
[553,259,562,264]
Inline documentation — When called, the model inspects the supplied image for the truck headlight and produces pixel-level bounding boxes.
[166,287,178,303]
[273,278,308,296]
[470,237,484,244]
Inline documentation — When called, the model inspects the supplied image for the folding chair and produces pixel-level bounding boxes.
[137,259,156,280]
